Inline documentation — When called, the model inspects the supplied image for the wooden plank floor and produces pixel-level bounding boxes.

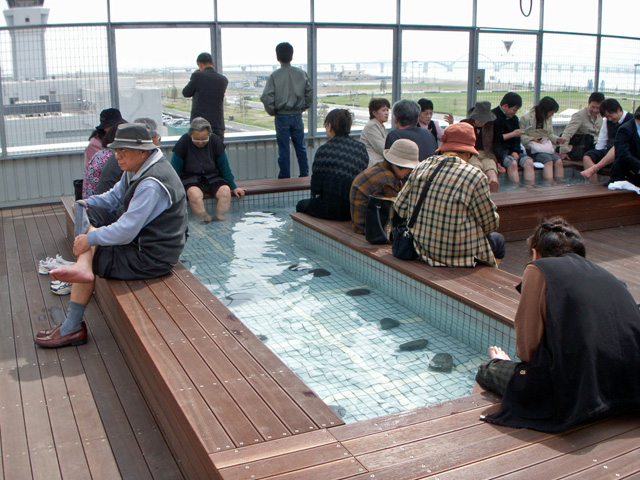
[499,223,640,304]
[0,204,183,480]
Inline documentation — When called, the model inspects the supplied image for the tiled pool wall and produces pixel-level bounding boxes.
[228,190,311,211]
[293,221,517,359]
[206,190,517,357]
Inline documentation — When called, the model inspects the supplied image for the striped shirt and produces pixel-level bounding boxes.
[394,154,499,267]
[350,160,403,234]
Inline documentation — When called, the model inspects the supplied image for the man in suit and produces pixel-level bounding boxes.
[610,106,640,187]
[182,52,229,141]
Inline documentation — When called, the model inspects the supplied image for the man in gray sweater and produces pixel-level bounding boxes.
[260,42,313,178]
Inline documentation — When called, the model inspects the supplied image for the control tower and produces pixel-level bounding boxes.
[3,0,49,80]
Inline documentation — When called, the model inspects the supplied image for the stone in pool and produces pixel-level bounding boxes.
[288,263,312,271]
[399,339,429,351]
[256,334,268,342]
[346,288,371,296]
[429,353,454,372]
[223,292,254,306]
[309,268,331,277]
[380,318,400,330]
[329,404,347,418]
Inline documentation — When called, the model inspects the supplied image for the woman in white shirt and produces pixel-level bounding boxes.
[360,98,390,166]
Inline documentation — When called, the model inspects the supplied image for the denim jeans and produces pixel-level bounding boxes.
[275,113,309,178]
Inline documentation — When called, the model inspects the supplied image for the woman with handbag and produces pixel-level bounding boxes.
[393,123,505,267]
[520,96,567,182]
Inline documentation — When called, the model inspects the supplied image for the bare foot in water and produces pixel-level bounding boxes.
[488,346,511,361]
[49,264,95,283]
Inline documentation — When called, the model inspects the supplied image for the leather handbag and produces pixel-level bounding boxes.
[365,196,394,244]
[391,159,447,260]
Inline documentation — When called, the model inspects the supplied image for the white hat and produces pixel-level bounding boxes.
[383,139,420,168]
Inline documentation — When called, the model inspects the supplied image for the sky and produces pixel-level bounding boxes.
[0,0,636,77]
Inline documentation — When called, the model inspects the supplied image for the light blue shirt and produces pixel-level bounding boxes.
[85,150,171,246]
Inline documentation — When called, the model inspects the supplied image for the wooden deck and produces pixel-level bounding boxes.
[5,180,640,478]
[499,224,640,304]
[493,182,640,241]
[0,204,183,480]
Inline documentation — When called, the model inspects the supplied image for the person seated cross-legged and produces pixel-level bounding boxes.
[35,123,188,348]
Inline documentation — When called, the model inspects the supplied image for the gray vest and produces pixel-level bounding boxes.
[118,154,188,266]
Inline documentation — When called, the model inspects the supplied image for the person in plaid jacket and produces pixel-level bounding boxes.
[394,122,505,267]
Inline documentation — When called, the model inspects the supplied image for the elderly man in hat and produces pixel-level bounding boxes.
[394,122,505,267]
[350,139,419,234]
[35,123,188,348]
[462,101,501,192]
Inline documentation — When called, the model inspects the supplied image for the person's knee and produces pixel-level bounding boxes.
[187,186,203,201]
[216,185,231,200]
[488,232,506,260]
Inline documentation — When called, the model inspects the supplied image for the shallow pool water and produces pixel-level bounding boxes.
[180,204,488,424]
[497,165,606,191]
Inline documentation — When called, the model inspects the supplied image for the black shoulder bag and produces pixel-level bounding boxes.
[391,159,447,260]
[365,196,395,244]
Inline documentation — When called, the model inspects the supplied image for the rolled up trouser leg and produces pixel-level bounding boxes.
[74,201,91,237]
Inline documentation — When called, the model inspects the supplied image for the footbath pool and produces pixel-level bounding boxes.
[180,191,514,424]
[496,164,606,191]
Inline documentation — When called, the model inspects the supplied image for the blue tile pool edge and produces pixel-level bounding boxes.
[292,221,517,359]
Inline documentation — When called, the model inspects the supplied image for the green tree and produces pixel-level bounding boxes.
[318,103,329,125]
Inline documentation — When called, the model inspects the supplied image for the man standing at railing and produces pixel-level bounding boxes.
[183,52,229,142]
[260,42,313,179]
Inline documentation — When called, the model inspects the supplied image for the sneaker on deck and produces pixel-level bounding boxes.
[38,254,74,275]
[50,280,72,296]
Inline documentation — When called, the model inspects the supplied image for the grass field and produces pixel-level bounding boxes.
[163,87,640,130]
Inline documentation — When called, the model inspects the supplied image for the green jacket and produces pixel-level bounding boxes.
[260,63,313,116]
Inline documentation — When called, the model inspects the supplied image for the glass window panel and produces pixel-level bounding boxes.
[109,0,214,22]
[602,0,639,37]
[540,34,597,114]
[316,28,393,132]
[599,37,640,114]
[544,0,598,34]
[221,28,307,132]
[402,30,469,120]
[218,0,309,22]
[315,0,395,24]
[477,32,537,112]
[115,28,211,139]
[477,0,539,31]
[401,0,473,27]
[1,26,110,154]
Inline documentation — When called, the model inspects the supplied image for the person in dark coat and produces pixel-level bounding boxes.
[296,109,368,220]
[475,217,640,432]
[182,52,229,141]
[609,106,640,187]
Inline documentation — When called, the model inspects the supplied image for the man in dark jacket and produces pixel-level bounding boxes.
[182,52,229,141]
[609,106,640,187]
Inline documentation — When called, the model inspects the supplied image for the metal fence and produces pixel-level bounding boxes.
[0,0,638,160]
